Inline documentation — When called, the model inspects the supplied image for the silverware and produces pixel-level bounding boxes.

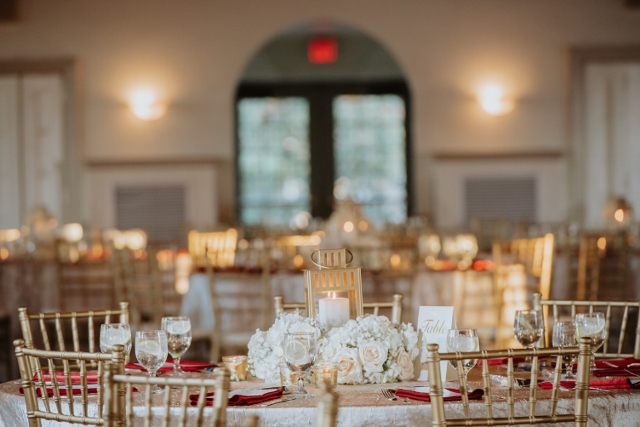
[260,396,297,407]
[381,389,397,401]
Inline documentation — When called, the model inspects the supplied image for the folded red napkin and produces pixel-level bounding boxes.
[539,378,638,390]
[395,386,484,402]
[34,371,99,384]
[189,388,284,406]
[126,358,217,374]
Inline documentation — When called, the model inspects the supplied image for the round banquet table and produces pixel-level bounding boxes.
[2,375,640,427]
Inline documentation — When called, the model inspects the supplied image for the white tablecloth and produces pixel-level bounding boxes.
[2,379,640,427]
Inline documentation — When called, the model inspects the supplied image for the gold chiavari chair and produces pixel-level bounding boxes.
[104,365,230,427]
[316,380,338,427]
[273,294,403,323]
[18,303,129,360]
[493,233,555,347]
[14,339,125,427]
[426,338,592,426]
[533,292,640,358]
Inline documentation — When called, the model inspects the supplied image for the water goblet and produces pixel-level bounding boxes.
[575,312,606,370]
[283,332,316,398]
[513,310,543,370]
[552,320,578,379]
[135,330,168,394]
[445,329,479,391]
[100,323,132,357]
[161,316,192,376]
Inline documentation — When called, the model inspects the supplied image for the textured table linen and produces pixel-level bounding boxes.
[3,377,640,427]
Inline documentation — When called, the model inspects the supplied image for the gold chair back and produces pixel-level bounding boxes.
[363,294,403,324]
[104,365,230,427]
[14,339,125,427]
[312,248,350,268]
[273,294,403,323]
[189,229,238,269]
[493,233,554,347]
[426,338,592,426]
[533,292,640,358]
[18,303,129,357]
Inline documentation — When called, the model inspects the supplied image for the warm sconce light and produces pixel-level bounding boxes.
[478,84,514,116]
[61,223,84,243]
[129,88,166,120]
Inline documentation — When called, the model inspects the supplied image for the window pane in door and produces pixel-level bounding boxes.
[333,94,407,224]
[237,97,311,226]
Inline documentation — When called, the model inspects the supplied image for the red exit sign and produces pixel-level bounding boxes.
[308,37,338,64]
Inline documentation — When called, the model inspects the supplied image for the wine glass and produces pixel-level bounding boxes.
[100,323,132,358]
[513,309,543,369]
[575,312,607,370]
[445,329,479,388]
[283,332,316,398]
[552,320,578,379]
[135,330,168,394]
[161,316,192,377]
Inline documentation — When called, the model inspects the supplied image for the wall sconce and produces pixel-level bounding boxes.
[478,84,515,116]
[129,88,167,120]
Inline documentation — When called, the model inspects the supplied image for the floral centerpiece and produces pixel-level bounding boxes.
[248,312,418,385]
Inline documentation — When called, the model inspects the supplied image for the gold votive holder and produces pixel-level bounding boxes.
[313,361,338,386]
[222,355,248,381]
[279,362,298,386]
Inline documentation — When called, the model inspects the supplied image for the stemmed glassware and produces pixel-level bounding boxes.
[575,312,607,370]
[283,332,316,398]
[445,329,479,387]
[135,330,168,394]
[161,316,192,377]
[513,310,543,370]
[552,320,578,379]
[99,323,132,358]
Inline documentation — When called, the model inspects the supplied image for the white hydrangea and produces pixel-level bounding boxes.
[247,312,323,383]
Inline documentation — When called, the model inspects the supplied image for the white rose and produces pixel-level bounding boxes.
[359,341,389,373]
[332,348,363,384]
[396,350,414,380]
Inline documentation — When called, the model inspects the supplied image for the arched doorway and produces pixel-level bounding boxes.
[235,21,411,227]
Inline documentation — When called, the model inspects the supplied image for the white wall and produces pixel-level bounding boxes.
[1,1,640,227]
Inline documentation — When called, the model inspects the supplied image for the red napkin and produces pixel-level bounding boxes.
[486,357,526,366]
[395,386,484,402]
[189,388,284,406]
[126,358,217,374]
[539,378,637,390]
[592,358,640,377]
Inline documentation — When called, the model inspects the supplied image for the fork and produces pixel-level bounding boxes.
[381,389,397,401]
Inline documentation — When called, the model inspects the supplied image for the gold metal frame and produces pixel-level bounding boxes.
[14,339,125,427]
[274,294,403,323]
[533,292,640,357]
[426,338,592,426]
[103,365,230,427]
[304,267,364,319]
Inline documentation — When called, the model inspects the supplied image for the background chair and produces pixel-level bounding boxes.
[533,292,640,358]
[14,338,125,427]
[18,303,129,358]
[104,365,230,427]
[493,233,555,347]
[426,338,592,426]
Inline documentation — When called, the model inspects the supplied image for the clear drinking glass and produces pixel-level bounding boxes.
[100,323,132,356]
[552,320,578,379]
[445,329,479,386]
[575,312,607,369]
[135,330,168,394]
[161,316,192,376]
[513,310,543,370]
[283,332,316,398]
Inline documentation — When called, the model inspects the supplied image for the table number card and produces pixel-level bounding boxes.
[416,306,458,382]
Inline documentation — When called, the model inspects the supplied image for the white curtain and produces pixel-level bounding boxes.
[583,62,640,228]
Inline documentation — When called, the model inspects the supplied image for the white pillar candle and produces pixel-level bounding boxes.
[318,292,350,329]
